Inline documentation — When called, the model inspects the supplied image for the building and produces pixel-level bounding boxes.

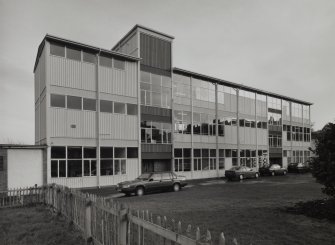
[33,25,312,188]
[0,145,45,190]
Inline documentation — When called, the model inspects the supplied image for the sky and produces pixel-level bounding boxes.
[0,0,334,144]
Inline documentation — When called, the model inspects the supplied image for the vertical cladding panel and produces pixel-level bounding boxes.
[40,97,47,141]
[100,114,138,140]
[125,62,137,97]
[39,47,46,94]
[50,56,67,87]
[65,59,82,89]
[231,94,237,112]
[35,106,39,143]
[50,108,67,137]
[81,63,96,91]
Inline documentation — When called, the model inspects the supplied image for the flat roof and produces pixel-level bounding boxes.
[33,34,141,72]
[173,67,313,106]
[0,144,47,150]
[112,24,174,51]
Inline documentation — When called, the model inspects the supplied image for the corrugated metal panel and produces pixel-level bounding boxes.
[50,108,67,137]
[100,114,138,140]
[40,97,47,141]
[99,62,137,97]
[140,33,171,76]
[49,56,96,91]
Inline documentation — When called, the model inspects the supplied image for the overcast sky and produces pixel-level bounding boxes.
[1,0,334,144]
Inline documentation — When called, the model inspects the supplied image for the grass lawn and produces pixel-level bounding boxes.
[111,174,335,245]
[0,205,86,245]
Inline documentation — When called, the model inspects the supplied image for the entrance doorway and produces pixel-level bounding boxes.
[142,159,171,173]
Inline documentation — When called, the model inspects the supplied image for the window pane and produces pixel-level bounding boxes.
[59,160,66,177]
[50,43,65,57]
[101,160,113,175]
[51,146,66,159]
[183,148,191,158]
[114,102,125,114]
[127,147,138,158]
[114,58,125,70]
[0,156,3,171]
[68,147,82,159]
[232,150,237,157]
[152,92,161,107]
[115,147,126,158]
[202,149,209,157]
[100,100,113,113]
[121,160,126,174]
[84,160,90,176]
[127,104,137,115]
[174,149,182,158]
[67,96,82,110]
[67,160,82,177]
[91,160,97,176]
[219,149,225,157]
[184,159,191,171]
[83,51,96,63]
[115,160,121,174]
[100,56,113,68]
[100,147,113,158]
[67,47,81,61]
[225,149,232,157]
[51,94,65,108]
[84,147,96,158]
[51,160,58,177]
[219,158,225,169]
[83,98,96,111]
[194,149,201,157]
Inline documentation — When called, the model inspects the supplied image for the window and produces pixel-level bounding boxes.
[141,121,171,144]
[114,102,125,114]
[114,58,125,70]
[127,104,137,115]
[50,43,65,57]
[51,94,65,108]
[115,147,126,158]
[100,147,113,176]
[83,147,96,177]
[67,147,82,159]
[83,98,96,111]
[67,96,82,110]
[0,156,3,171]
[114,159,126,175]
[100,100,113,113]
[127,147,138,158]
[66,47,81,61]
[51,146,66,159]
[83,51,96,64]
[100,147,113,158]
[100,55,113,68]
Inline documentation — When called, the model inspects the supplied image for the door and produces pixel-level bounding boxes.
[160,172,173,190]
[145,173,162,192]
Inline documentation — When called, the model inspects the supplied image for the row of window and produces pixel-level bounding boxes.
[284,150,311,163]
[173,148,268,172]
[50,94,138,115]
[50,42,125,70]
[51,146,138,178]
[283,125,311,142]
[141,121,172,144]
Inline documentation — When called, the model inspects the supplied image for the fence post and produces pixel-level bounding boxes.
[118,203,128,245]
[85,198,92,243]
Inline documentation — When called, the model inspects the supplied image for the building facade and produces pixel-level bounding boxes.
[34,25,312,188]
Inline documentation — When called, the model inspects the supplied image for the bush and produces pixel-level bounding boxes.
[311,122,335,198]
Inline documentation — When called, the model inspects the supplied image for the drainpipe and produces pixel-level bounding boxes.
[96,49,101,187]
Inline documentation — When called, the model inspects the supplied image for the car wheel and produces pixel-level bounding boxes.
[271,171,275,176]
[239,174,244,180]
[173,183,180,192]
[136,187,144,196]
[255,173,259,179]
[283,171,287,175]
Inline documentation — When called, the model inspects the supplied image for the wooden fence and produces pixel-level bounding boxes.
[0,185,238,245]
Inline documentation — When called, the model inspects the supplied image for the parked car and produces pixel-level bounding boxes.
[225,166,260,180]
[116,172,187,196]
[288,162,309,173]
[259,164,287,176]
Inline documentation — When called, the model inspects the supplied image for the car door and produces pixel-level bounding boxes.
[146,173,162,192]
[160,172,173,190]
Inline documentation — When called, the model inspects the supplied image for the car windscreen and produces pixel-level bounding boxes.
[136,173,152,180]
[229,166,242,171]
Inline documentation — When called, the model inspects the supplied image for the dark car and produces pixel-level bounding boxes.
[288,162,309,173]
[225,166,260,180]
[259,164,287,176]
[116,172,187,196]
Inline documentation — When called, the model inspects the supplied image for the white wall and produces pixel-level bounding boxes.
[7,149,43,189]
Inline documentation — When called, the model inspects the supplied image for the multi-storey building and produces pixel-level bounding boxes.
[34,25,312,188]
